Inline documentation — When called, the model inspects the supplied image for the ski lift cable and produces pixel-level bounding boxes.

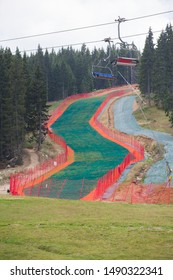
[126,10,173,22]
[1,10,173,43]
[17,28,167,54]
[0,22,116,43]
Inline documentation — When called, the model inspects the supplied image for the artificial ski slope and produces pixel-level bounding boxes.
[31,94,128,199]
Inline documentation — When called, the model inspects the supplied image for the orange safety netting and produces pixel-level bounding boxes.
[10,84,171,205]
[82,88,144,200]
[22,178,173,205]
[10,87,121,196]
[107,182,173,205]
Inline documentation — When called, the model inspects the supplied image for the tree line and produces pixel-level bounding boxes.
[139,24,173,125]
[0,47,49,167]
[1,23,172,168]
[0,43,137,167]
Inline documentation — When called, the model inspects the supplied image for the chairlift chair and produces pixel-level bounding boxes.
[92,38,116,81]
[92,66,116,80]
[113,17,139,67]
[111,57,139,67]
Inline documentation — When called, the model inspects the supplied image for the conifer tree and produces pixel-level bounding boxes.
[152,31,167,107]
[25,65,49,150]
[139,28,155,104]
[163,25,173,125]
[0,48,14,166]
[10,48,26,164]
[140,24,173,126]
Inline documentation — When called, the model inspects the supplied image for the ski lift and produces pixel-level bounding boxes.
[112,17,139,67]
[112,57,139,67]
[92,38,116,80]
[92,70,116,80]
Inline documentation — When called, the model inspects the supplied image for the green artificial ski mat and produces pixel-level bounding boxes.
[26,96,128,199]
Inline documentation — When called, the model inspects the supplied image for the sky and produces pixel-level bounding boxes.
[0,0,173,54]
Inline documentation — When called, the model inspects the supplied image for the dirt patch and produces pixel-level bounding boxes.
[124,135,164,185]
[0,137,63,194]
[0,148,39,193]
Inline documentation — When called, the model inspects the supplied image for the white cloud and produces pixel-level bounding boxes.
[0,0,172,53]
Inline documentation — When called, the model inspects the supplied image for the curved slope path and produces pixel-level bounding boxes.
[113,95,173,185]
[28,95,128,199]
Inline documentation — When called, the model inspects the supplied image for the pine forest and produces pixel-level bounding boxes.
[0,24,173,167]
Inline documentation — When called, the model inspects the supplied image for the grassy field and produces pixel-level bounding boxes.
[48,100,62,112]
[134,103,173,136]
[0,196,173,260]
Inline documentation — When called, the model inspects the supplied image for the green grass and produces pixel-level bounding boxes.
[134,105,173,135]
[0,196,173,260]
[48,100,62,112]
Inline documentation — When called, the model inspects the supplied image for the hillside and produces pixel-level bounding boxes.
[0,89,173,260]
[1,89,173,195]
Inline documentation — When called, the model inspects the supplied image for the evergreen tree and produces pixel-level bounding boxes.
[10,48,26,164]
[163,25,173,125]
[139,28,155,103]
[152,31,167,107]
[140,24,173,126]
[0,48,14,166]
[25,65,49,150]
[58,60,76,98]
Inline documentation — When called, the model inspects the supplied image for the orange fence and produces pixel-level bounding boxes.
[108,182,173,205]
[47,87,116,128]
[10,130,69,196]
[10,87,122,196]
[24,178,97,200]
[22,178,173,205]
[9,84,173,205]
[47,85,133,128]
[47,128,67,153]
[81,153,133,200]
[82,89,144,200]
